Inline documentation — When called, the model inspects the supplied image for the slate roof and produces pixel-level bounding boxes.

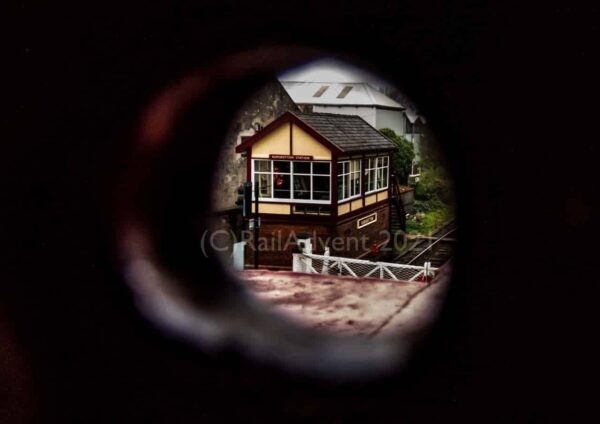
[292,111,397,153]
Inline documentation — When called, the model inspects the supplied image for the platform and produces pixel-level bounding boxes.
[240,266,450,337]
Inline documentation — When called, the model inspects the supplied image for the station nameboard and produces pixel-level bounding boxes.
[269,154,313,160]
[357,213,377,229]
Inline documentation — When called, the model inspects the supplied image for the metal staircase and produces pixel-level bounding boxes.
[389,168,407,234]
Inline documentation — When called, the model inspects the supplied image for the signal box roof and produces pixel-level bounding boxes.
[235,111,397,155]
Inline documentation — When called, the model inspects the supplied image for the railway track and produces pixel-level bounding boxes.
[393,220,456,268]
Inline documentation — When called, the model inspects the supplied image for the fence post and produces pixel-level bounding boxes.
[296,237,313,273]
[298,237,312,254]
[292,253,304,273]
[233,241,246,271]
[322,247,330,274]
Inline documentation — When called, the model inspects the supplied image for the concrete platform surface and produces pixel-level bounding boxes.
[240,268,449,337]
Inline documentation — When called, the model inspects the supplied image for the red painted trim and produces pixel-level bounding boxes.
[361,155,366,207]
[269,154,313,160]
[289,121,293,155]
[331,154,338,219]
[337,196,362,206]
[387,186,392,233]
[348,148,396,156]
[246,147,252,181]
[247,202,389,229]
[243,200,331,206]
[235,111,345,155]
[287,112,344,155]
[253,214,334,225]
[364,187,389,197]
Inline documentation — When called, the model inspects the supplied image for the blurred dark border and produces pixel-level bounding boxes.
[3,1,598,422]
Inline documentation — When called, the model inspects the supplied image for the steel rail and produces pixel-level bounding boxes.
[405,226,457,265]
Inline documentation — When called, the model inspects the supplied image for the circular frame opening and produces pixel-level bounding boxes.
[115,46,455,380]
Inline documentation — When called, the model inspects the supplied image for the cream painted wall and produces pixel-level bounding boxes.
[252,203,291,214]
[251,124,290,158]
[292,124,331,160]
[365,194,377,206]
[351,198,363,211]
[377,191,388,202]
[338,203,351,216]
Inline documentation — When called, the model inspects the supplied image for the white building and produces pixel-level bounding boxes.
[280,81,424,158]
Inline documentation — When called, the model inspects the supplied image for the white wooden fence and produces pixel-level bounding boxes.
[292,250,437,282]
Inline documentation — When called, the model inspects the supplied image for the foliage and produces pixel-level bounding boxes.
[408,131,456,235]
[379,128,414,184]
[413,199,442,213]
[405,205,453,236]
[415,131,438,168]
[407,158,455,235]
[414,165,454,204]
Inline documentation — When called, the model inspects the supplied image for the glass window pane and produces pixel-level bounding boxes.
[344,174,350,198]
[256,173,272,198]
[350,171,360,196]
[377,168,384,189]
[293,161,310,174]
[313,162,330,175]
[255,160,271,172]
[273,173,290,198]
[318,206,331,216]
[313,176,330,201]
[273,161,290,173]
[337,175,344,200]
[383,156,389,166]
[382,168,388,187]
[293,174,311,199]
[337,162,344,174]
[368,169,376,191]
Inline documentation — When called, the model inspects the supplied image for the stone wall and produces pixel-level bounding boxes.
[212,81,299,211]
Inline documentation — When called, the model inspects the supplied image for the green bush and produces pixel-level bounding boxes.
[405,207,450,235]
[415,166,453,204]
[413,199,444,213]
[379,128,415,184]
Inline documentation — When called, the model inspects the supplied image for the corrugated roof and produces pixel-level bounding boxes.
[293,111,397,153]
[281,82,404,109]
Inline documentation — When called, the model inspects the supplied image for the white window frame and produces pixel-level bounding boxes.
[365,155,389,195]
[251,159,331,204]
[337,159,362,203]
[253,159,273,199]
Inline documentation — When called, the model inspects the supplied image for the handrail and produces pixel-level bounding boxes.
[389,166,406,231]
